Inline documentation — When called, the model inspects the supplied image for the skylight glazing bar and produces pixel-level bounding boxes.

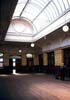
[57,0,64,12]
[20,0,29,16]
[43,8,52,22]
[52,0,60,15]
[44,11,51,22]
[47,6,53,20]
[51,1,59,16]
[34,9,70,37]
[53,0,62,14]
[21,1,46,21]
[48,3,56,18]
[62,0,67,10]
[68,0,70,6]
[7,0,70,43]
[32,0,46,8]
[63,0,70,9]
[32,0,52,22]
[67,0,70,7]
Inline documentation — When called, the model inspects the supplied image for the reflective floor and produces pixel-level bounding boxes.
[0,74,70,100]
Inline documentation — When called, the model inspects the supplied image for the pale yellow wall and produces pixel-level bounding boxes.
[43,53,48,65]
[3,54,9,66]
[34,54,39,65]
[0,44,41,66]
[54,48,64,66]
[0,47,26,66]
[22,53,27,66]
[3,53,27,66]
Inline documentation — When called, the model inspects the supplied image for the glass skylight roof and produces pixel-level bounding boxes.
[5,0,70,42]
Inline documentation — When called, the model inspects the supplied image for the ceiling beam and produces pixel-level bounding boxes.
[32,0,52,22]
[20,0,30,17]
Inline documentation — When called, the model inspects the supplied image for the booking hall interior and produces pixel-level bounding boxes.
[0,0,70,100]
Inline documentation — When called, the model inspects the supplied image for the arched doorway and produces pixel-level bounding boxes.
[9,55,21,74]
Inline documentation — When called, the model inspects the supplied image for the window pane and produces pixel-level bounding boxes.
[51,1,59,16]
[0,63,3,68]
[5,0,70,42]
[13,4,25,17]
[58,0,65,12]
[53,0,62,14]
[67,0,70,5]
[49,3,57,18]
[63,0,69,9]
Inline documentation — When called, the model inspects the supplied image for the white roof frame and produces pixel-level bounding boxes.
[5,0,70,42]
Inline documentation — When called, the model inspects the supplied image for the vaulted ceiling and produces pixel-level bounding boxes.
[5,0,70,42]
[0,0,70,49]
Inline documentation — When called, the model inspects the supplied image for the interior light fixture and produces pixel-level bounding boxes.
[26,53,33,58]
[19,49,22,53]
[62,24,69,32]
[62,14,69,32]
[31,43,35,47]
[13,58,16,62]
[0,53,3,57]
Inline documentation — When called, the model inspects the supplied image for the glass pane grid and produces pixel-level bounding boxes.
[51,1,59,17]
[13,3,26,17]
[68,0,70,5]
[63,0,70,9]
[58,0,65,12]
[49,3,57,18]
[54,0,63,14]
[6,0,70,42]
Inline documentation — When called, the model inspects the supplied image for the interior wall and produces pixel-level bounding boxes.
[34,54,39,65]
[54,48,64,66]
[43,53,48,66]
[3,54,9,66]
[0,44,40,66]
[22,53,27,66]
[42,37,70,52]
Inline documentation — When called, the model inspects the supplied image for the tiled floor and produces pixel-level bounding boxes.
[0,73,70,100]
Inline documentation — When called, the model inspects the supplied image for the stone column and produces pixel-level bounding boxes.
[43,52,48,66]
[54,48,64,67]
[34,54,39,65]
[22,53,27,66]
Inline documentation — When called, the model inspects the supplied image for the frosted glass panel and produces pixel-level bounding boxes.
[0,63,3,67]
[5,0,70,42]
[58,0,65,12]
[53,0,62,14]
[67,0,70,5]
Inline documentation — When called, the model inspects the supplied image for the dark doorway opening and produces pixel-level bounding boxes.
[63,48,70,77]
[27,58,34,73]
[63,48,70,67]
[39,54,43,66]
[47,52,55,74]
[9,56,22,74]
